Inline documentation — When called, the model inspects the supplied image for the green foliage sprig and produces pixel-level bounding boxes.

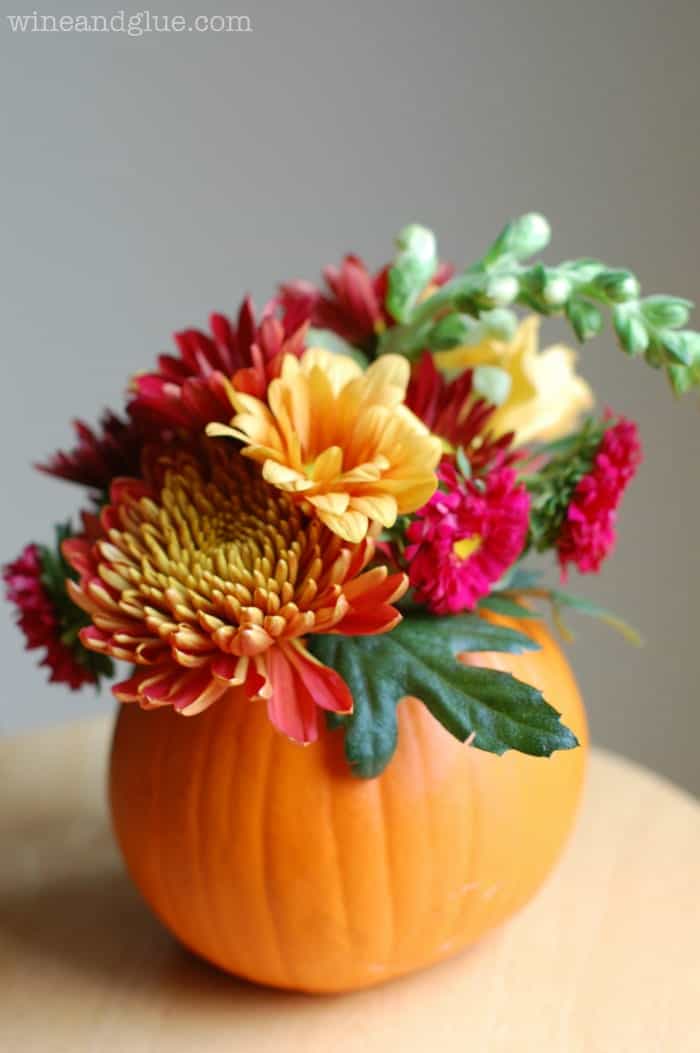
[379,214,700,393]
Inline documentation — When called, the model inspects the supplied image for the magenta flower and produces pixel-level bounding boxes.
[3,543,97,689]
[557,417,642,578]
[405,462,530,614]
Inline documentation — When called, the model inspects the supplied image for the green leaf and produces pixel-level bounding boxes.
[613,304,649,355]
[641,295,693,329]
[305,327,369,367]
[478,594,541,619]
[662,330,700,368]
[455,445,472,479]
[547,589,643,646]
[499,566,543,591]
[667,363,696,395]
[311,613,577,778]
[424,665,578,756]
[566,298,604,342]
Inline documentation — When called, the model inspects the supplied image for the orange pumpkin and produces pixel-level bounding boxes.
[109,612,587,993]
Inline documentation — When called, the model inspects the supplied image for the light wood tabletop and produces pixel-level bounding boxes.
[1,716,699,1052]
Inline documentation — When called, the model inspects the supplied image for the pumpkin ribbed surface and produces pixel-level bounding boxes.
[109,614,587,993]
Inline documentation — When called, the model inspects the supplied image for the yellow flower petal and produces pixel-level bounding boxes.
[349,494,398,527]
[215,347,440,541]
[435,316,593,446]
[318,507,370,543]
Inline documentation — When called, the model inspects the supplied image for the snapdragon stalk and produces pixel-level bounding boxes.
[379,214,700,394]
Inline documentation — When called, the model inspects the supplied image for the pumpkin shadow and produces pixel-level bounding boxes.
[0,857,306,1009]
[3,833,477,1027]
[1,792,489,1029]
[0,854,488,1029]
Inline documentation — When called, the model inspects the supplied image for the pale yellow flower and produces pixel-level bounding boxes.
[207,348,442,543]
[435,316,594,446]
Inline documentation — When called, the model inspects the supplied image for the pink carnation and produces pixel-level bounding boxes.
[405,462,530,614]
[557,416,642,578]
[3,544,96,689]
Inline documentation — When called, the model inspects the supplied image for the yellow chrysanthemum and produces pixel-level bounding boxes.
[207,348,443,543]
[434,316,594,446]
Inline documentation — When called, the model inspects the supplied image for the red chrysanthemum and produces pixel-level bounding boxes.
[557,416,642,578]
[279,257,453,350]
[405,461,530,614]
[4,542,100,689]
[128,297,309,434]
[38,411,144,491]
[406,352,517,473]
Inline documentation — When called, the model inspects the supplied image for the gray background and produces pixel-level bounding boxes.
[1,0,698,794]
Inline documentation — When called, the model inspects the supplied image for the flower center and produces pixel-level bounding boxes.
[452,534,482,561]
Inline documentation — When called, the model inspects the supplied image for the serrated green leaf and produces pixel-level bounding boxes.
[423,665,578,756]
[397,613,541,655]
[311,613,577,778]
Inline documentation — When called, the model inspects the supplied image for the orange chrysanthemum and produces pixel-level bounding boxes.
[62,443,406,743]
[207,348,443,543]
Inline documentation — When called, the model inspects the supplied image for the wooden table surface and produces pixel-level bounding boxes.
[1,716,699,1052]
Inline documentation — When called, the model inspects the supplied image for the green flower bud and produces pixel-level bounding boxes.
[473,365,512,406]
[395,224,437,267]
[485,275,519,306]
[479,308,518,342]
[543,275,572,307]
[501,213,551,260]
[596,270,641,303]
[428,313,476,350]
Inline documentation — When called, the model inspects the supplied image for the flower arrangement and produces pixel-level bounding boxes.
[6,214,696,777]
